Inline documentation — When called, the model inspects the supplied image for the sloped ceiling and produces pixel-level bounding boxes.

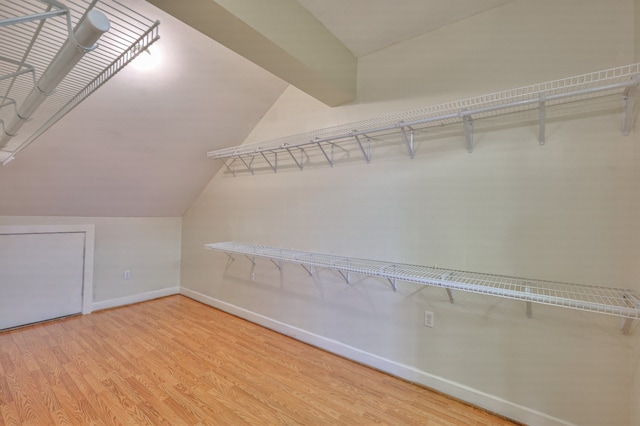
[0,0,287,217]
[296,0,515,57]
[0,0,517,217]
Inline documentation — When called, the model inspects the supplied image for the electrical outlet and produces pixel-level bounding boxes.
[424,311,434,327]
[124,270,131,280]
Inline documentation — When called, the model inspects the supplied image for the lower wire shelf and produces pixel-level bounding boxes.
[206,242,640,334]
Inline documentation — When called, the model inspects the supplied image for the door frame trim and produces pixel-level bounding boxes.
[0,224,95,314]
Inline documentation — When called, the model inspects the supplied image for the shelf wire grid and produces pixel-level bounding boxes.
[206,242,640,320]
[208,63,640,163]
[0,0,159,161]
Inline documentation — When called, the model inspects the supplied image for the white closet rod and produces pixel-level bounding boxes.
[0,8,110,149]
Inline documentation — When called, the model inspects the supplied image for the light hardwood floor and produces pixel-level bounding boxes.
[0,295,520,425]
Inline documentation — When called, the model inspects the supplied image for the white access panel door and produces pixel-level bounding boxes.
[0,232,86,330]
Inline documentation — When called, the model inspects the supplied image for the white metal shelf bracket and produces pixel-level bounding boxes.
[285,146,304,170]
[622,78,638,136]
[316,139,334,167]
[239,156,254,175]
[462,114,474,153]
[538,94,547,145]
[380,264,398,291]
[221,252,235,269]
[622,292,639,335]
[206,242,640,334]
[353,133,371,163]
[441,272,456,303]
[260,152,278,173]
[221,159,236,176]
[400,126,416,159]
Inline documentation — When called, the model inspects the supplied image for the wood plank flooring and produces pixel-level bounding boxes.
[0,295,520,425]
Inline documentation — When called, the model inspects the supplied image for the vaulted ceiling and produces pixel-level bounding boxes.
[0,0,516,217]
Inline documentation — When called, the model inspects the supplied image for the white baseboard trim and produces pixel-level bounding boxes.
[92,286,180,312]
[181,287,575,426]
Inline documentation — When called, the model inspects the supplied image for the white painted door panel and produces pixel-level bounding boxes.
[0,232,85,330]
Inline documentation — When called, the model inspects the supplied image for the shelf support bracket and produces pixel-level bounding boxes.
[353,134,371,163]
[244,255,256,282]
[379,264,398,291]
[260,151,277,173]
[316,141,334,167]
[622,292,638,335]
[223,252,235,267]
[446,289,454,304]
[239,156,254,175]
[525,285,533,318]
[286,147,304,170]
[400,126,416,159]
[622,79,638,136]
[221,158,236,177]
[269,259,282,270]
[538,93,547,145]
[387,277,397,291]
[462,114,474,153]
[300,264,313,276]
[441,273,455,303]
[337,269,351,284]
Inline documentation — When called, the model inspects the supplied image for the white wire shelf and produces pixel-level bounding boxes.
[0,0,160,164]
[208,64,640,175]
[206,242,640,334]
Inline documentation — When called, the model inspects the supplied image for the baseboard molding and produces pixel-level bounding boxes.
[181,287,575,426]
[92,286,180,312]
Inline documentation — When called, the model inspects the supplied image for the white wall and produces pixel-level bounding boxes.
[181,1,639,425]
[0,216,181,308]
[636,0,640,61]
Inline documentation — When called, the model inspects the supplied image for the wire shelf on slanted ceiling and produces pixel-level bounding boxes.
[208,63,640,175]
[0,0,160,164]
[206,242,640,334]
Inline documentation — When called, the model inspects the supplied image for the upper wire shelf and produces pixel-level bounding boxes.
[208,64,640,175]
[0,0,160,164]
[206,242,640,334]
